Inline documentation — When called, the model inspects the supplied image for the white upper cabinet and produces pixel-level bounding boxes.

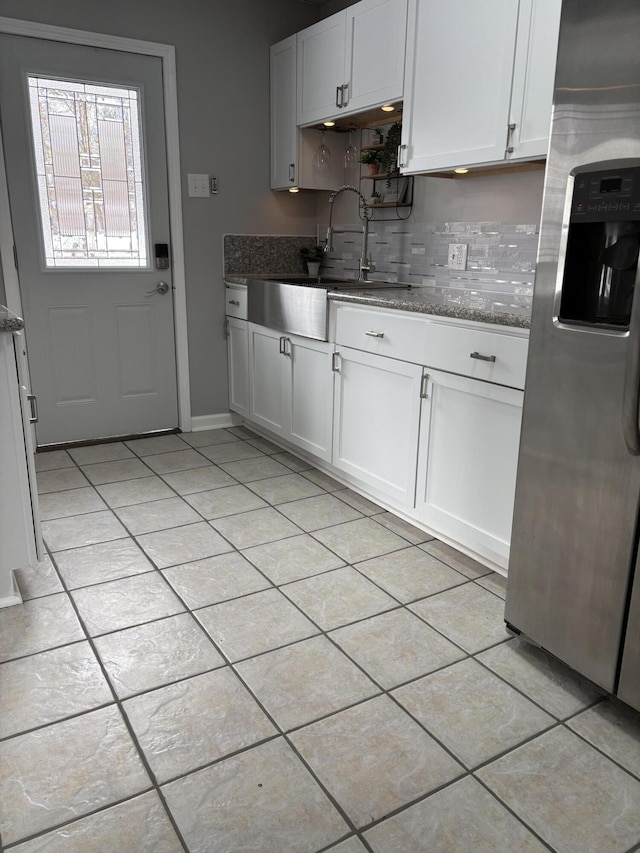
[270,35,347,190]
[296,0,407,127]
[270,36,298,190]
[507,0,562,161]
[400,0,561,174]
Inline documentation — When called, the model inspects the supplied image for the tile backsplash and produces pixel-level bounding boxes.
[321,221,538,316]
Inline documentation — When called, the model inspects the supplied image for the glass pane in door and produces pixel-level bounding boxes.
[27,76,148,268]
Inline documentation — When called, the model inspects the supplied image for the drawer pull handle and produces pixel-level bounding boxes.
[228,299,240,306]
[365,330,385,339]
[470,351,496,363]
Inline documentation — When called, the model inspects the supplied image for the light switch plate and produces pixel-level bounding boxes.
[448,243,468,270]
[188,174,210,197]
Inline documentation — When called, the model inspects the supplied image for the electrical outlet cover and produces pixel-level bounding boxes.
[188,173,210,197]
[448,243,468,271]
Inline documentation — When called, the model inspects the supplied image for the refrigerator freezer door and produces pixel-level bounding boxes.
[505,0,640,692]
[617,564,640,711]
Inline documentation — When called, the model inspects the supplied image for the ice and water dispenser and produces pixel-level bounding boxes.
[558,163,640,329]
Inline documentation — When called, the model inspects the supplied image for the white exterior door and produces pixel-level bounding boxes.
[0,34,178,446]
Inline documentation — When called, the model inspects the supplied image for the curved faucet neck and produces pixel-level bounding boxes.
[325,185,372,282]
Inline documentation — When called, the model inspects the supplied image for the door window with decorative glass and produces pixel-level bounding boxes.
[27,75,149,268]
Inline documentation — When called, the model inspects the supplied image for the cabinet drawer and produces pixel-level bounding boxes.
[225,284,247,319]
[423,324,528,389]
[335,305,428,363]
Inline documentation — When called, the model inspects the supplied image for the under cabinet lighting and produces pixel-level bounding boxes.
[289,187,300,193]
[323,120,336,127]
[381,104,395,112]
[454,167,469,174]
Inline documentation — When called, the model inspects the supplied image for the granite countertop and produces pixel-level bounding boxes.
[0,306,24,333]
[224,275,530,330]
[327,287,531,330]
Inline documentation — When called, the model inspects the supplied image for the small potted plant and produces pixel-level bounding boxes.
[372,127,384,145]
[360,148,383,175]
[301,244,324,276]
[380,121,402,184]
[370,190,382,206]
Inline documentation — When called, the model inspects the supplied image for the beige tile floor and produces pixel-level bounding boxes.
[2,426,640,851]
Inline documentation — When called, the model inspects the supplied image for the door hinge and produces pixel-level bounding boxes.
[420,372,429,399]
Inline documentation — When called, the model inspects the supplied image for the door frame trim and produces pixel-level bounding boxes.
[0,16,192,432]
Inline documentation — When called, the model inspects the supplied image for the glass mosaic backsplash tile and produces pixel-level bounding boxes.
[320,221,538,316]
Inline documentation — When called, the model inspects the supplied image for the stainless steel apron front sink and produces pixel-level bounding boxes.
[247,277,408,341]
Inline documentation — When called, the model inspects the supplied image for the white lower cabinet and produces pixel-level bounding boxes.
[235,306,527,573]
[248,323,334,462]
[417,368,523,569]
[332,345,422,506]
[227,317,249,418]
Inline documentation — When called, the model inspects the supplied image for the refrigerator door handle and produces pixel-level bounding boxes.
[622,264,640,455]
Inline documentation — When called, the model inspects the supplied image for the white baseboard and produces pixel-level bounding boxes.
[0,570,23,608]
[189,412,244,432]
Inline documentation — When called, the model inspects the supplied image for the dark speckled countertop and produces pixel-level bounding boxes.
[0,306,24,333]
[327,287,530,329]
[224,275,530,330]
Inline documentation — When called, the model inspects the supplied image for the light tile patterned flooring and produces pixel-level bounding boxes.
[2,426,640,852]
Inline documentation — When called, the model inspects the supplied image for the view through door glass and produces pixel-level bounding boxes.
[0,35,178,446]
[28,76,148,270]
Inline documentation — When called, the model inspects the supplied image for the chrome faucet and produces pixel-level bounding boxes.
[324,185,373,282]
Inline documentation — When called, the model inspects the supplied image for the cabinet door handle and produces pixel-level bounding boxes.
[505,122,516,155]
[289,163,295,183]
[27,393,38,424]
[332,351,341,372]
[228,299,240,306]
[397,144,408,169]
[279,336,291,356]
[365,330,384,338]
[336,85,342,109]
[420,373,429,399]
[341,83,349,107]
[470,351,496,363]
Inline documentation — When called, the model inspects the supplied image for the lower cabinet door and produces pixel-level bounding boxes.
[227,317,249,417]
[248,323,288,437]
[289,334,334,462]
[332,346,422,506]
[417,368,523,570]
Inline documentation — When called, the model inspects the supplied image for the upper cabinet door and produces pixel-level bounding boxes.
[343,0,407,115]
[401,0,520,174]
[297,11,347,126]
[507,0,561,161]
[270,36,298,190]
[296,0,408,126]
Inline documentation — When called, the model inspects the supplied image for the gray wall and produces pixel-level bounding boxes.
[0,0,319,418]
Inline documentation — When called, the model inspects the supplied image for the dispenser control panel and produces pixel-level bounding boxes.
[571,166,640,221]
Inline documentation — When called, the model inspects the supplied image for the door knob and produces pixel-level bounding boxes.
[147,281,170,295]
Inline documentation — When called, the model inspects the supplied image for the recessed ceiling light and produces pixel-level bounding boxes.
[323,120,336,127]
[381,104,395,112]
[289,187,300,193]
[454,167,469,174]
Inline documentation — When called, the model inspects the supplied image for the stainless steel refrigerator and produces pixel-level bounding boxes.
[505,0,640,712]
